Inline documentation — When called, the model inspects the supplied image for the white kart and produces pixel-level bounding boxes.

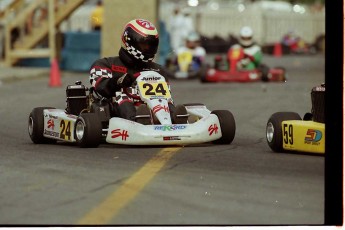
[28,71,236,147]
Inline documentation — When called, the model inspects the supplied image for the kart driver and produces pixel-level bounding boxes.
[230,26,263,71]
[178,32,206,67]
[229,26,269,80]
[172,31,207,78]
[89,19,175,121]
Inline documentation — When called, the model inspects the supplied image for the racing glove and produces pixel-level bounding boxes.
[239,58,250,68]
[244,53,255,62]
[116,73,135,88]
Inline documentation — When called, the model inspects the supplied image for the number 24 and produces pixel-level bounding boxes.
[143,83,167,96]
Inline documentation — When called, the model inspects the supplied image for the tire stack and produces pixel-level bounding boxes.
[311,83,325,123]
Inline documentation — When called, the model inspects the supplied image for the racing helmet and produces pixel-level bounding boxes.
[239,26,254,47]
[121,19,159,62]
[186,32,200,42]
[185,32,200,49]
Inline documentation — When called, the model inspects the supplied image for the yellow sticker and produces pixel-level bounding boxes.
[138,82,171,99]
[60,120,72,141]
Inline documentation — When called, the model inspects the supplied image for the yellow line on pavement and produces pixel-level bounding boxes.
[77,147,182,225]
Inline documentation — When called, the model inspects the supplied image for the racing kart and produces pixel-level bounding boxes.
[165,50,207,80]
[201,46,287,83]
[266,84,325,154]
[28,71,236,148]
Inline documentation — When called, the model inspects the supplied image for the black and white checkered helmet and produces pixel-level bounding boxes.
[121,19,159,63]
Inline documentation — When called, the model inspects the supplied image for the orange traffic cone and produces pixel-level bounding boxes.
[49,58,62,87]
[273,42,282,57]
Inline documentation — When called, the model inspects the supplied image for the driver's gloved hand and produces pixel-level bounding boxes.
[116,73,135,88]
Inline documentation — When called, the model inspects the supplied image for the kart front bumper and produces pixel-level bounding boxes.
[105,114,222,145]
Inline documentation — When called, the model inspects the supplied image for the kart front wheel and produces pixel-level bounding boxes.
[28,107,57,144]
[74,113,102,148]
[266,112,301,153]
[211,110,236,144]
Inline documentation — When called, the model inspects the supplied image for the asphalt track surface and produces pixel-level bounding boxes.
[0,55,325,226]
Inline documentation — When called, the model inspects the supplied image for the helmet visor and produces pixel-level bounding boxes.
[240,36,252,41]
[137,36,159,56]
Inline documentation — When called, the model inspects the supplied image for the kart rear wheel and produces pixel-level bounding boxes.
[28,107,57,144]
[274,66,287,82]
[74,113,102,148]
[266,112,301,153]
[211,110,236,144]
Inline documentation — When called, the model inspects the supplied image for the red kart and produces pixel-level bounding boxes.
[201,47,287,83]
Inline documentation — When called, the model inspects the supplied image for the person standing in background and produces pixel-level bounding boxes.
[181,8,195,44]
[167,7,186,51]
[91,0,103,31]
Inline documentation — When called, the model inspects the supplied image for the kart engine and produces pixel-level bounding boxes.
[65,81,88,115]
[311,83,325,123]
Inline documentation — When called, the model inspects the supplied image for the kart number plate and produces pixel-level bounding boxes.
[138,82,171,99]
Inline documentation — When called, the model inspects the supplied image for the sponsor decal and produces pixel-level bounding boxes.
[60,120,72,141]
[314,86,325,92]
[152,104,169,114]
[142,76,161,81]
[68,85,84,89]
[111,65,127,73]
[249,72,259,80]
[154,125,187,131]
[208,124,219,136]
[304,129,322,145]
[163,136,181,141]
[44,129,59,138]
[136,19,156,30]
[49,114,58,119]
[111,129,129,141]
[142,68,160,72]
[47,119,55,129]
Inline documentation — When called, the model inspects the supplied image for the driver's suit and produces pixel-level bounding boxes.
[228,43,268,80]
[229,43,263,71]
[89,47,172,120]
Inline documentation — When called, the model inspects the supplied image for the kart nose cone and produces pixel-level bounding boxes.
[266,122,274,142]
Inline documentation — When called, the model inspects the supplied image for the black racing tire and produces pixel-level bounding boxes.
[274,66,287,82]
[74,113,102,148]
[200,68,212,83]
[258,64,270,82]
[173,104,189,124]
[303,112,313,121]
[266,112,301,153]
[28,107,57,144]
[196,65,208,81]
[136,104,152,125]
[211,110,236,144]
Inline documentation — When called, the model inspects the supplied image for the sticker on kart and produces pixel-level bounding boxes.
[138,81,171,99]
[59,119,72,141]
[282,121,325,153]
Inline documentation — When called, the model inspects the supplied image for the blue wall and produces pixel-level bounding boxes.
[18,31,101,72]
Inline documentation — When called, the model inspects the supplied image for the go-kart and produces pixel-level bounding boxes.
[201,46,287,83]
[28,71,236,147]
[165,50,207,80]
[266,84,325,154]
